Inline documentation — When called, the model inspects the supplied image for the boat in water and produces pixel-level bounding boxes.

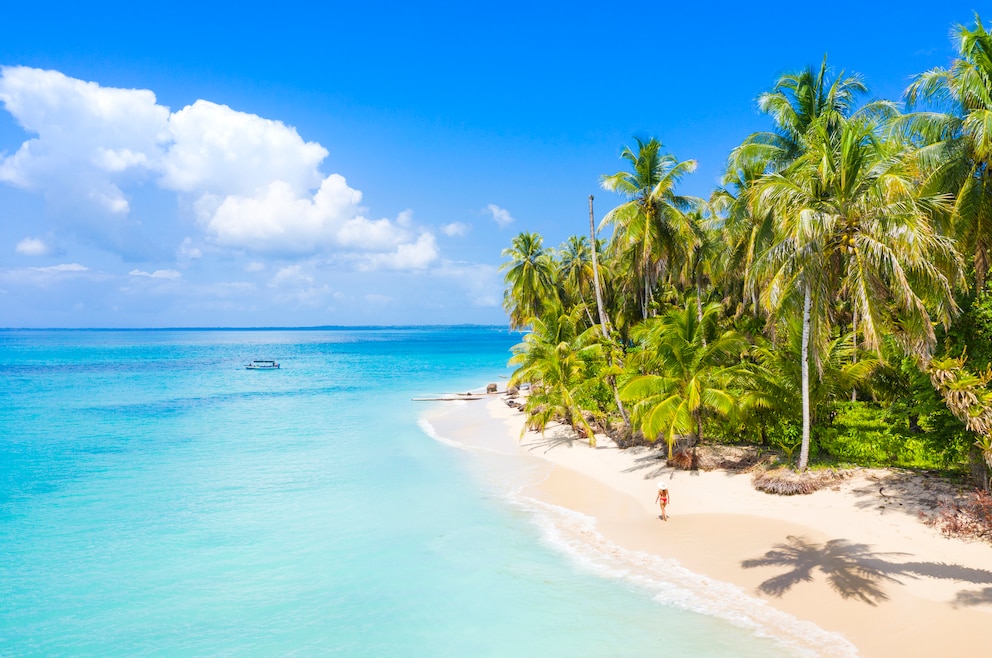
[246,360,280,370]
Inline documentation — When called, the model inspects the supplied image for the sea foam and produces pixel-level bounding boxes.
[422,412,860,658]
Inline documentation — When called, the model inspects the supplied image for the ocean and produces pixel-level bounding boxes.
[0,327,827,656]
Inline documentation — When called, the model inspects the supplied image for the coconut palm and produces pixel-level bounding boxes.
[556,235,597,326]
[730,56,867,175]
[508,303,603,444]
[904,15,992,292]
[751,112,963,470]
[600,138,702,321]
[927,355,992,488]
[709,160,776,319]
[501,232,556,330]
[621,298,746,457]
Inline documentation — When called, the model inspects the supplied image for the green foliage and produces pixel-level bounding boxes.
[498,21,992,486]
[944,292,992,371]
[817,402,969,469]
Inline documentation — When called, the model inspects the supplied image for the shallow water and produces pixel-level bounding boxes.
[0,328,817,656]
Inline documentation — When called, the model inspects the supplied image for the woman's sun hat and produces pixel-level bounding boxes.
[656,481,668,490]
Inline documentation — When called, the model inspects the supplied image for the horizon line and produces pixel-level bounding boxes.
[0,323,515,332]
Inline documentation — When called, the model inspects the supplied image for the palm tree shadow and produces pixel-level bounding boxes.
[521,424,584,454]
[742,536,903,605]
[953,587,992,608]
[742,535,992,606]
[623,449,671,481]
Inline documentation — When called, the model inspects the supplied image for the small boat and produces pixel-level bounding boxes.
[246,360,280,370]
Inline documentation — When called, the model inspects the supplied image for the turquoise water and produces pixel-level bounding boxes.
[0,328,820,656]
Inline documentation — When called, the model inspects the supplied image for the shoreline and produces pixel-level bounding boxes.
[425,394,992,657]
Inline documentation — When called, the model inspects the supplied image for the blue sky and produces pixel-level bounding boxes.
[0,1,983,327]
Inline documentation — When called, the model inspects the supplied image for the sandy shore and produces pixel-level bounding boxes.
[427,395,992,657]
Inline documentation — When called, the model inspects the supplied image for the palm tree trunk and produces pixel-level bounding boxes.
[851,309,858,402]
[588,196,611,333]
[696,268,706,348]
[582,302,596,329]
[589,195,630,429]
[799,284,812,472]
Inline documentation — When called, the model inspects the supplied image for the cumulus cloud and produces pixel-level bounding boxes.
[159,99,326,196]
[0,66,439,268]
[15,237,50,256]
[129,269,181,279]
[441,222,470,237]
[0,66,167,214]
[485,204,514,227]
[355,233,439,271]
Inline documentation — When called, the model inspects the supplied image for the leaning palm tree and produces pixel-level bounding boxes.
[621,298,746,457]
[904,14,992,292]
[600,138,702,321]
[501,232,556,330]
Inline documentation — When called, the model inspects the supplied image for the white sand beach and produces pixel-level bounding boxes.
[428,395,992,658]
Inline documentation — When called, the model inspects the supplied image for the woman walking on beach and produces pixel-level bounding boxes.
[655,482,670,521]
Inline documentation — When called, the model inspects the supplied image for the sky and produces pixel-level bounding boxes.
[0,0,985,328]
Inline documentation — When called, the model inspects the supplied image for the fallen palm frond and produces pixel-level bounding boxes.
[922,489,992,543]
[752,467,845,495]
[694,445,775,472]
[667,449,697,470]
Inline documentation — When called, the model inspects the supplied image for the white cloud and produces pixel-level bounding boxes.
[15,237,50,256]
[485,203,514,227]
[160,99,326,197]
[269,264,313,287]
[0,66,441,269]
[441,222,470,237]
[129,269,181,279]
[0,66,167,215]
[177,237,202,261]
[355,232,439,271]
[30,263,87,272]
[245,261,265,272]
[433,261,501,307]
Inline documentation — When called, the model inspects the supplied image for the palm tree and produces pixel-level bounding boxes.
[709,160,776,319]
[621,298,746,457]
[600,138,702,321]
[556,235,597,326]
[751,112,963,470]
[730,56,867,175]
[904,15,992,292]
[735,332,878,448]
[927,355,992,488]
[501,232,556,330]
[508,303,603,444]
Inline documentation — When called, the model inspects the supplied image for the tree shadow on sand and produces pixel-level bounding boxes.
[952,587,992,608]
[742,535,992,606]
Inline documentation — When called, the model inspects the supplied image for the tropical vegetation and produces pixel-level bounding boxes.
[502,15,992,491]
